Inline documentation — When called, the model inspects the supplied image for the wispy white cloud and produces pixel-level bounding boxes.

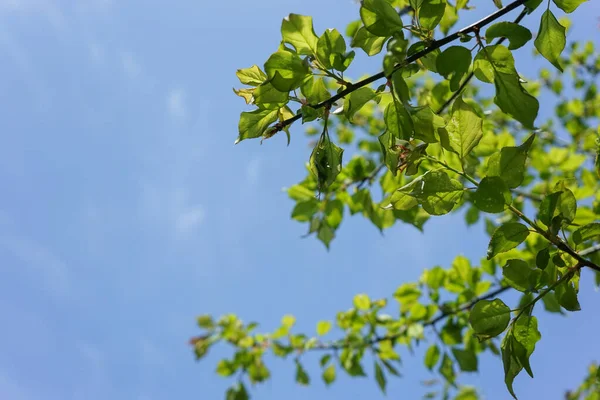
[166,88,187,120]
[0,0,67,30]
[139,185,205,239]
[0,233,69,296]
[121,51,141,79]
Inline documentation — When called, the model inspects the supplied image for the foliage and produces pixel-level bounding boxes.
[201,0,600,399]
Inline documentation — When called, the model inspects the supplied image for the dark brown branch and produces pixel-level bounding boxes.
[277,0,528,131]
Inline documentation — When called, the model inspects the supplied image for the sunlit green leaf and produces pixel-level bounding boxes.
[420,0,447,31]
[425,344,441,370]
[345,87,377,122]
[485,22,532,50]
[488,223,530,259]
[552,0,587,14]
[451,348,478,372]
[534,10,566,72]
[236,65,268,86]
[281,14,318,55]
[374,361,387,393]
[486,134,535,188]
[264,49,310,92]
[469,298,511,339]
[445,96,483,158]
[494,71,539,128]
[360,0,404,37]
[436,46,472,91]
[351,26,387,56]
[503,259,539,292]
[237,109,279,143]
[473,176,512,213]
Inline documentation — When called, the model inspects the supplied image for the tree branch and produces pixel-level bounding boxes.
[276,0,528,132]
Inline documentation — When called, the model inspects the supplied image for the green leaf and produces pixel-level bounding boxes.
[451,348,478,372]
[438,353,455,384]
[360,0,404,37]
[316,29,347,70]
[374,361,387,393]
[445,96,483,158]
[353,293,371,310]
[408,41,440,72]
[322,364,336,385]
[295,360,310,385]
[501,329,523,399]
[573,222,600,245]
[351,26,387,56]
[503,259,538,292]
[301,77,331,105]
[282,314,296,328]
[310,134,344,190]
[317,221,335,248]
[552,0,587,14]
[555,279,581,311]
[384,100,414,141]
[534,10,566,72]
[436,46,472,91]
[420,0,447,31]
[236,65,267,86]
[488,223,530,259]
[525,0,544,12]
[485,22,532,50]
[486,134,535,188]
[264,50,310,92]
[317,321,332,336]
[409,106,445,143]
[542,292,563,313]
[469,298,511,339]
[425,344,441,370]
[473,45,516,84]
[236,109,279,143]
[536,248,550,270]
[494,71,539,128]
[226,382,249,400]
[345,87,377,122]
[281,14,318,55]
[472,176,512,214]
[253,81,289,109]
[538,188,577,227]
[512,316,541,378]
[197,315,214,329]
[391,171,463,215]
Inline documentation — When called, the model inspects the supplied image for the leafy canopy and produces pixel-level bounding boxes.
[205,0,600,399]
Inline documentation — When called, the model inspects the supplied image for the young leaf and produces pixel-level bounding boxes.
[472,176,512,213]
[493,71,539,128]
[236,65,268,86]
[351,26,387,56]
[253,81,289,109]
[436,46,472,91]
[469,298,511,339]
[374,361,387,393]
[445,96,483,159]
[425,344,441,370]
[317,321,332,336]
[353,293,371,310]
[420,0,447,31]
[360,0,404,37]
[345,87,377,122]
[534,10,566,72]
[264,50,310,92]
[316,29,347,70]
[281,14,319,56]
[384,100,414,141]
[309,134,344,190]
[237,109,279,143]
[322,364,336,385]
[485,22,532,50]
[552,0,587,13]
[487,222,530,259]
[486,134,535,188]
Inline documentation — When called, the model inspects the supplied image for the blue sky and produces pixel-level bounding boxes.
[0,1,598,399]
